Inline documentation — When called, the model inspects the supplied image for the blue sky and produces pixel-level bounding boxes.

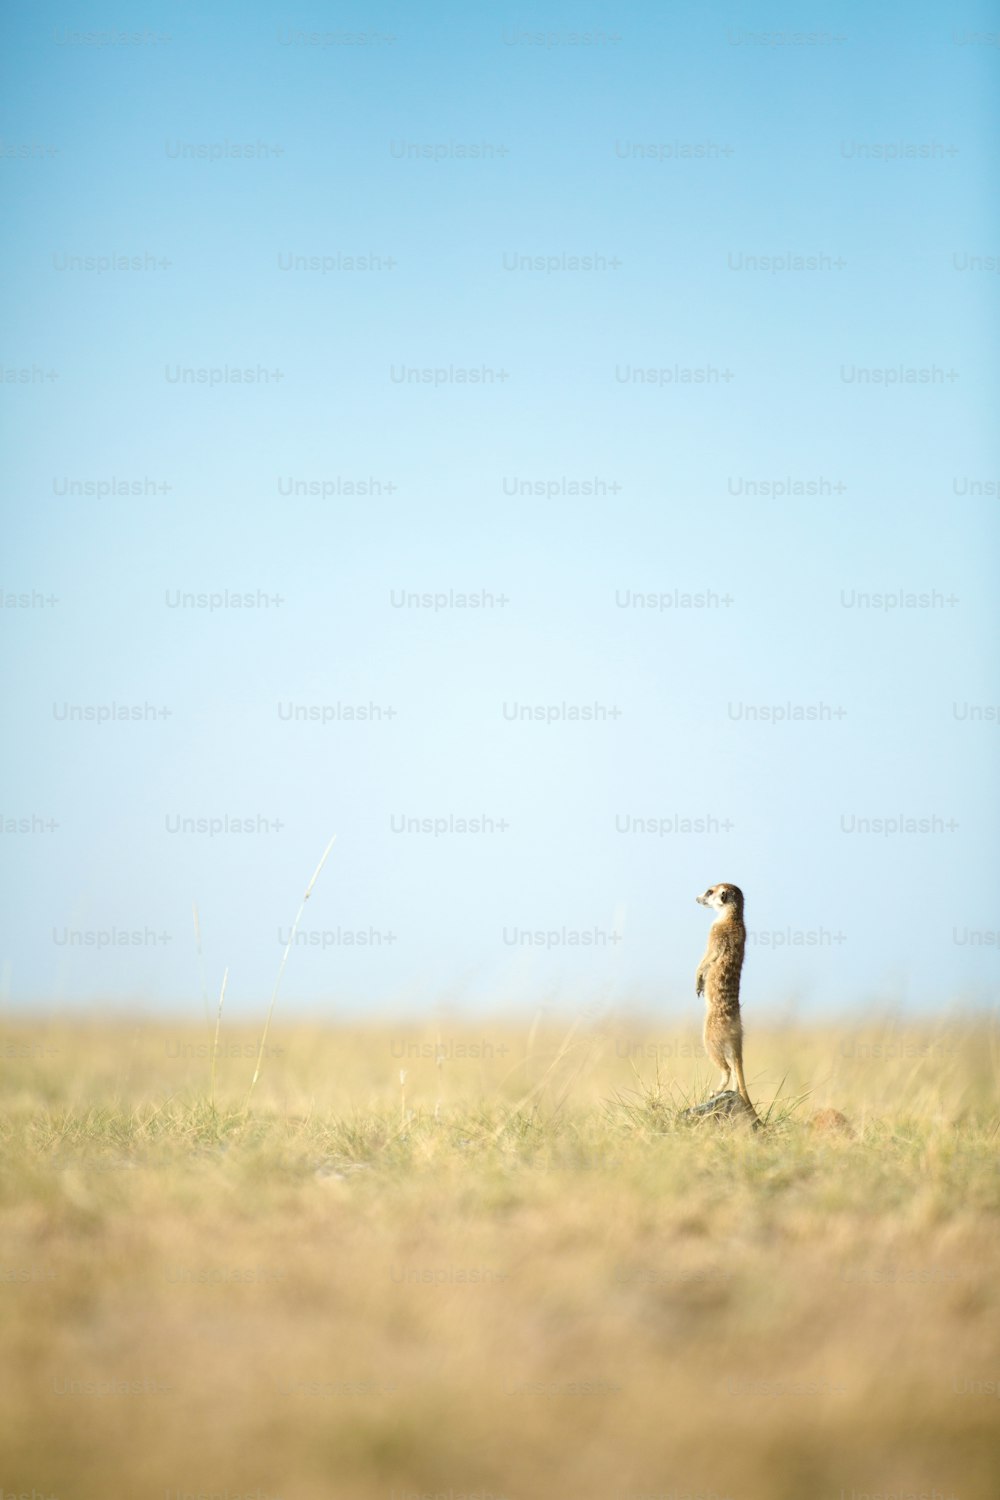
[1,1,997,1020]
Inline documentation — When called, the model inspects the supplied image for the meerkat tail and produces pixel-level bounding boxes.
[731,1053,762,1125]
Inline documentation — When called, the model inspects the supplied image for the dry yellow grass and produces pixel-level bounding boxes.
[1,1012,998,1500]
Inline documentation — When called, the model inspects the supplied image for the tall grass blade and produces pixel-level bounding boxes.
[245,834,337,1108]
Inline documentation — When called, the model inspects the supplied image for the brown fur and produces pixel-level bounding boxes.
[695,883,760,1123]
[809,1108,854,1137]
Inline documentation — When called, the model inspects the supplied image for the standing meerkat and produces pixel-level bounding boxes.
[695,882,760,1124]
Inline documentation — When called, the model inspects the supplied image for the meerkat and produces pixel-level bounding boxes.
[695,882,760,1124]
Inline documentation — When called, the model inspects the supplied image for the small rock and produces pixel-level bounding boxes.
[680,1089,762,1130]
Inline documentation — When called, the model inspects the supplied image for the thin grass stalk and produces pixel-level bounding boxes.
[245,834,337,1108]
[210,966,228,1114]
[491,1016,592,1137]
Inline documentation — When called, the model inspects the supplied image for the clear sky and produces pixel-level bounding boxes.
[1,1,997,1021]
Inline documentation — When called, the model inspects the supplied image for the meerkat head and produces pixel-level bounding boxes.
[696,883,745,917]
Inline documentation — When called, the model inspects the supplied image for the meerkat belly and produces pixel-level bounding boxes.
[704,985,742,1018]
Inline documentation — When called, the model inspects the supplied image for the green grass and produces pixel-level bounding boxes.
[1,1013,998,1500]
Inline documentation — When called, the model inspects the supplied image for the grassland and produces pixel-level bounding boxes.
[1,1011,997,1500]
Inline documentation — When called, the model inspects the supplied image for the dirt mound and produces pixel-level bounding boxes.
[808,1107,855,1136]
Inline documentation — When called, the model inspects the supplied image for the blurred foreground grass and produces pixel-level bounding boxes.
[1,1012,998,1500]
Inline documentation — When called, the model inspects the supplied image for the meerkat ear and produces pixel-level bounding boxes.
[720,888,730,903]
